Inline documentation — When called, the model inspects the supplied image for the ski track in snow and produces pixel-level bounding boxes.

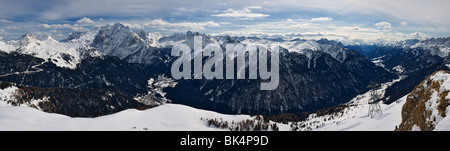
[0,60,45,78]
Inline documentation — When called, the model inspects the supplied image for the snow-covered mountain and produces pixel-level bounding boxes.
[3,22,450,131]
[165,34,396,115]
[348,38,450,105]
[353,38,450,73]
[0,31,104,70]
[91,23,150,59]
[0,23,396,117]
[411,37,450,58]
[394,39,420,49]
[239,37,347,62]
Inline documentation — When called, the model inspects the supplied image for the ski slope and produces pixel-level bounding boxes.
[0,104,290,131]
[313,96,406,131]
[293,77,406,131]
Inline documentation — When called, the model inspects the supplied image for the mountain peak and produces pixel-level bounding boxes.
[91,22,149,59]
[62,32,85,42]
[108,22,127,30]
[186,31,194,37]
[317,38,343,47]
[394,39,419,48]
[19,34,39,46]
[19,34,39,41]
[186,31,202,37]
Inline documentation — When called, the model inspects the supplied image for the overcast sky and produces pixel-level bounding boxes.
[1,0,449,44]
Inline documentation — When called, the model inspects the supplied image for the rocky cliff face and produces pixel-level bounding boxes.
[399,70,450,131]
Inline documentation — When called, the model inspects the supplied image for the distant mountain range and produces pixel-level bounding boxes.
[1,23,450,117]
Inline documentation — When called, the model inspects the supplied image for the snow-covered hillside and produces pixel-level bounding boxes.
[0,40,15,53]
[0,104,289,131]
[290,71,450,131]
[295,96,406,131]
[0,83,287,131]
[290,77,405,131]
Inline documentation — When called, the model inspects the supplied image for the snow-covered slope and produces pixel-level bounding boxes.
[0,40,15,53]
[290,77,405,131]
[0,84,47,109]
[302,96,406,131]
[1,82,287,131]
[0,85,19,106]
[0,103,289,131]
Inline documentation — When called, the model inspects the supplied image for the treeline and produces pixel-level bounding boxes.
[0,81,149,117]
[265,104,349,124]
[203,115,279,131]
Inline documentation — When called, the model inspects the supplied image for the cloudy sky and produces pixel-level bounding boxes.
[1,0,449,44]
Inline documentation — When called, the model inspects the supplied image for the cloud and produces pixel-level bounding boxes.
[401,21,408,26]
[5,26,22,30]
[0,29,6,37]
[0,19,13,23]
[286,18,294,23]
[121,23,144,29]
[286,32,349,39]
[176,7,187,11]
[145,19,219,31]
[76,17,95,24]
[219,22,231,25]
[409,32,429,40]
[37,24,87,31]
[374,21,392,31]
[246,6,262,9]
[212,6,269,20]
[290,23,311,28]
[0,0,448,43]
[311,17,333,22]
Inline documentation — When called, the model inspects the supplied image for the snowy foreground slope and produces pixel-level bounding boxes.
[294,71,450,131]
[306,96,406,131]
[291,78,406,131]
[0,104,289,131]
